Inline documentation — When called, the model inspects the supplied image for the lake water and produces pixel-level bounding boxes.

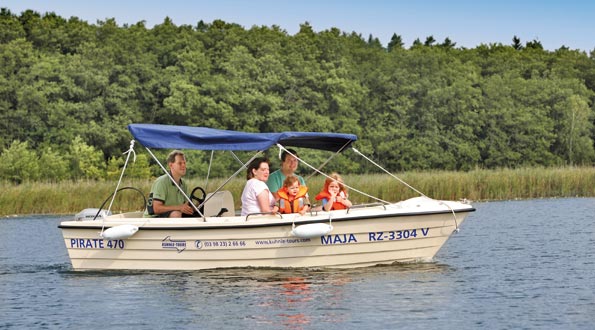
[1,198,594,329]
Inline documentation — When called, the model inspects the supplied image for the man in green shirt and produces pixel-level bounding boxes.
[266,148,306,199]
[144,150,193,218]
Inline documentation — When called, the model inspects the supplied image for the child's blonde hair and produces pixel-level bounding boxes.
[283,175,300,188]
[322,172,347,194]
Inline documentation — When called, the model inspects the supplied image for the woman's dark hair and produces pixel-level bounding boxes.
[246,157,270,180]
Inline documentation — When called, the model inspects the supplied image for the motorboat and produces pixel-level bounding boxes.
[58,124,475,270]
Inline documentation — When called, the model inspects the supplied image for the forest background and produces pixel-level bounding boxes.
[1,8,595,214]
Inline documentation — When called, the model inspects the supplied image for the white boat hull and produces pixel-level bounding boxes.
[59,198,474,270]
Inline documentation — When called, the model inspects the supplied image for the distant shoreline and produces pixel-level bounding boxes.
[1,166,594,216]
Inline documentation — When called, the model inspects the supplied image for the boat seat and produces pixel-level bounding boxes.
[203,190,235,217]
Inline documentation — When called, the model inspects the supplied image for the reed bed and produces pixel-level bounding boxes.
[1,166,594,216]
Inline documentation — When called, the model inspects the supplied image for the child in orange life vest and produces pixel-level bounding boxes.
[277,175,311,215]
[315,173,352,211]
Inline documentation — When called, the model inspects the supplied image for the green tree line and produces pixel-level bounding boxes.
[1,8,594,183]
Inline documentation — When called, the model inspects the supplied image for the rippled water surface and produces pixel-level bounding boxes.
[1,198,594,329]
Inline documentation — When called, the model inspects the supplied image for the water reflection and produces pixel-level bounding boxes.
[52,263,451,329]
[142,264,450,329]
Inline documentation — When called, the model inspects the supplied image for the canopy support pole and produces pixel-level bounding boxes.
[276,144,389,205]
[197,151,263,211]
[304,141,352,181]
[205,150,214,190]
[99,140,136,235]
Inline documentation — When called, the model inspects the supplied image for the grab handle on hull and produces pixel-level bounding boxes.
[346,202,387,214]
[245,212,283,222]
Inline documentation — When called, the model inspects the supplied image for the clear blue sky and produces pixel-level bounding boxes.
[3,0,594,51]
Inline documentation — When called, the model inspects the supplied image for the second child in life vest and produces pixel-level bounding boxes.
[278,175,310,215]
[315,172,352,211]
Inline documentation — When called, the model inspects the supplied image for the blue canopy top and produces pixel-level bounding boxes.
[128,124,357,152]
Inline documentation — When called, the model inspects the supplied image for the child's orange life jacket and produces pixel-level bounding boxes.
[315,191,348,210]
[278,185,309,214]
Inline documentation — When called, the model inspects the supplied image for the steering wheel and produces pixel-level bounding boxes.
[189,186,206,215]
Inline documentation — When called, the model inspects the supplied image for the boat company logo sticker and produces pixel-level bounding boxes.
[162,236,186,253]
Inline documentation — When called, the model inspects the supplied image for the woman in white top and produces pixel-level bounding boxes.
[241,157,279,216]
